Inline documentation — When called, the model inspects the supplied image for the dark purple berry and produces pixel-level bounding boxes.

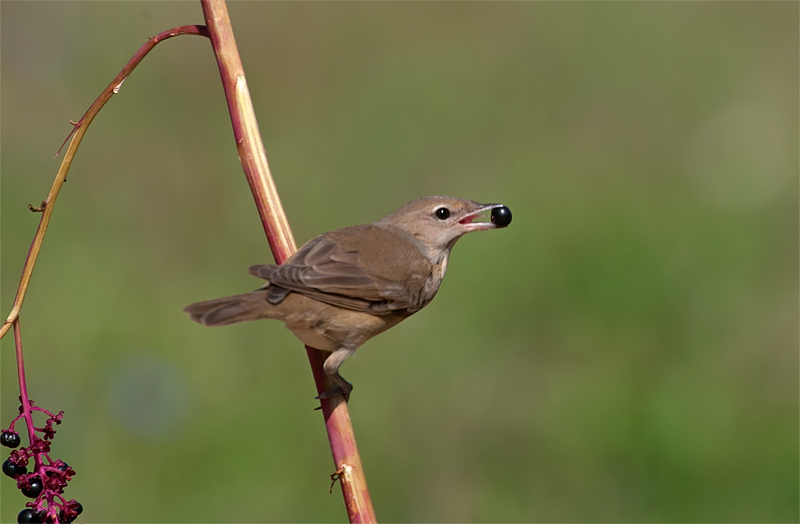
[17,508,44,524]
[21,476,43,498]
[1,431,21,448]
[3,459,27,478]
[490,205,512,227]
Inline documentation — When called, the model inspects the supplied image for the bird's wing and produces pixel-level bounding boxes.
[263,224,434,314]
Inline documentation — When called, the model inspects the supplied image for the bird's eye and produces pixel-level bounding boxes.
[435,207,451,220]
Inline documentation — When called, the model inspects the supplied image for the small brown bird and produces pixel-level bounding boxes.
[185,196,512,400]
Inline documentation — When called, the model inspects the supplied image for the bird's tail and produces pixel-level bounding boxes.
[184,289,275,327]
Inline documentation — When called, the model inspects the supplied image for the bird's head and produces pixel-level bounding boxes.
[379,196,512,261]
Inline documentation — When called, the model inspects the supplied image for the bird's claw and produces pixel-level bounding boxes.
[315,383,352,400]
[313,384,352,410]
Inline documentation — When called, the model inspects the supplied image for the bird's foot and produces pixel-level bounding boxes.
[315,356,354,409]
[315,383,352,401]
[314,383,352,410]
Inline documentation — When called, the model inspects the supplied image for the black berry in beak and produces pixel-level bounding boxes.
[490,206,512,227]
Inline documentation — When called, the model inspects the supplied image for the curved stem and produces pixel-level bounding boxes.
[0,25,210,341]
[200,2,376,521]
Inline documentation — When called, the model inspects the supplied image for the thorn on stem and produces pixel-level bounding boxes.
[113,76,128,94]
[55,120,83,158]
[329,465,345,494]
[27,201,47,213]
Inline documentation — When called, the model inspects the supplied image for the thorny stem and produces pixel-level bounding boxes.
[0,25,209,341]
[200,2,376,522]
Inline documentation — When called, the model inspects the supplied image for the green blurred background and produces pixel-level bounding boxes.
[1,2,797,522]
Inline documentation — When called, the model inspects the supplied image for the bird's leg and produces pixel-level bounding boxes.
[315,347,356,401]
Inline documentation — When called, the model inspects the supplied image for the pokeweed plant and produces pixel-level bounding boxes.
[1,2,375,522]
[2,321,81,524]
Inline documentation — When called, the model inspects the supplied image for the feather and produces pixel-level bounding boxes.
[264,225,435,314]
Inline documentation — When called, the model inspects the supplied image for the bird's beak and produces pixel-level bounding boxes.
[459,204,506,232]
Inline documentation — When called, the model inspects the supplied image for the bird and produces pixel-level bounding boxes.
[184,196,512,401]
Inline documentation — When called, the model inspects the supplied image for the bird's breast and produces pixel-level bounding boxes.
[417,256,448,310]
[280,294,405,351]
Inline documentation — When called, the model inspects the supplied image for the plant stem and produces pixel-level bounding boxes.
[12,319,36,454]
[2,27,210,521]
[200,2,376,521]
[0,25,209,342]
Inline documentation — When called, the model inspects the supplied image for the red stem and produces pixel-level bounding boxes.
[12,319,36,462]
[200,2,376,521]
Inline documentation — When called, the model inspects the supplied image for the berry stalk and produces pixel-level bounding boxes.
[13,320,36,455]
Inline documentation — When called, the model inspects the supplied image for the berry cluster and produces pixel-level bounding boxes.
[2,399,82,523]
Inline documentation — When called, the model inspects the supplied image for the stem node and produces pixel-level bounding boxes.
[28,202,47,213]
